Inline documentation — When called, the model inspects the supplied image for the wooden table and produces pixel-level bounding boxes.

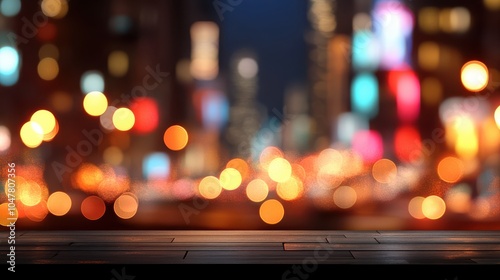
[2,230,500,279]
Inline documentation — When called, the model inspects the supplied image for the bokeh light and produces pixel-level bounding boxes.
[333,185,357,209]
[396,71,420,122]
[422,195,446,220]
[47,191,72,216]
[0,46,19,75]
[437,156,464,183]
[103,146,124,166]
[81,70,105,94]
[460,60,489,92]
[0,125,12,152]
[18,179,43,207]
[198,176,222,199]
[494,105,500,129]
[83,91,108,116]
[41,0,68,19]
[276,176,303,201]
[81,195,106,221]
[31,109,58,140]
[394,125,421,163]
[100,106,117,131]
[20,121,44,148]
[163,125,189,151]
[72,163,104,194]
[108,50,129,77]
[143,152,170,180]
[237,57,258,79]
[352,130,384,163]
[259,199,284,225]
[114,192,138,219]
[0,0,21,17]
[0,203,18,226]
[267,157,292,183]
[372,158,397,184]
[484,0,500,10]
[219,167,242,191]
[408,196,426,219]
[130,97,159,134]
[351,73,379,119]
[448,7,471,33]
[112,107,135,131]
[37,57,59,81]
[246,179,269,203]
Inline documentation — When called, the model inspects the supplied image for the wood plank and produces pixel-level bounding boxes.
[173,235,328,243]
[68,242,283,251]
[351,250,500,260]
[327,237,379,244]
[15,235,174,243]
[375,236,500,244]
[3,242,282,251]
[16,230,177,236]
[336,231,383,237]
[327,235,500,244]
[41,250,187,264]
[377,230,500,236]
[284,243,500,251]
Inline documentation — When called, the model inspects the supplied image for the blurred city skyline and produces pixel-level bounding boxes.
[1,0,500,230]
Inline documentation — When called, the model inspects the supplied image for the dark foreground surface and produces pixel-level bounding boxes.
[1,229,500,279]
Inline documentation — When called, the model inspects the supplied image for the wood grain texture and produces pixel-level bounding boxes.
[2,230,500,264]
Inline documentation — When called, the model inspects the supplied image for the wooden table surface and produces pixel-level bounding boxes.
[2,230,500,279]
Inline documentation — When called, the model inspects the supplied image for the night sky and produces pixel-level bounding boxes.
[216,0,310,114]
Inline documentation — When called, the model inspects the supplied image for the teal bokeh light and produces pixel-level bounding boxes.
[351,73,379,119]
[0,0,21,17]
